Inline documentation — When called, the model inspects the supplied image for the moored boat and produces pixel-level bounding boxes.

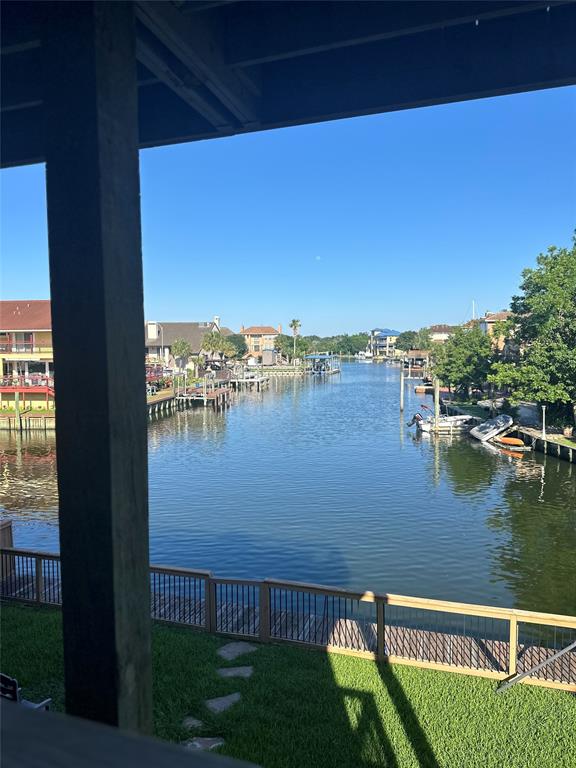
[407,412,475,433]
[469,414,513,442]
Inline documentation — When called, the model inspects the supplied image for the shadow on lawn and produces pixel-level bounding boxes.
[376,661,439,768]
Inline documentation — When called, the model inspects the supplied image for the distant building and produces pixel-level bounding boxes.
[479,311,512,351]
[241,325,282,360]
[479,311,511,335]
[0,300,54,412]
[144,316,233,365]
[367,328,400,357]
[428,324,456,343]
[0,300,53,379]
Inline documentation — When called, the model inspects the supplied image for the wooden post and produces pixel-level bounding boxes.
[205,579,217,633]
[434,377,440,431]
[259,582,271,642]
[377,601,385,661]
[35,556,44,603]
[400,368,405,412]
[508,616,518,676]
[43,2,152,732]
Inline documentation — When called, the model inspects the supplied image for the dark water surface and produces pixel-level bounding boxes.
[1,364,575,613]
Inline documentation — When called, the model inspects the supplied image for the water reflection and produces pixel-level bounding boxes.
[0,364,575,612]
[487,453,576,614]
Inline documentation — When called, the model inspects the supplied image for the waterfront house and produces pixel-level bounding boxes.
[0,300,54,380]
[145,316,233,366]
[428,324,456,343]
[241,325,282,360]
[0,300,54,411]
[367,328,400,358]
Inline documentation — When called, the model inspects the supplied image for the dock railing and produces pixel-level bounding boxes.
[1,547,574,692]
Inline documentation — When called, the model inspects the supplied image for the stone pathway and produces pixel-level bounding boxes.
[182,716,204,730]
[205,692,241,714]
[217,666,253,679]
[184,737,225,752]
[217,641,258,661]
[180,641,260,752]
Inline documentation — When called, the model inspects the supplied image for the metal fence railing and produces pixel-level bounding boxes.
[1,547,575,692]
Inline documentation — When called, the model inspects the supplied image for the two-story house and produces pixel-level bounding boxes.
[240,325,282,360]
[0,300,53,380]
[144,316,233,366]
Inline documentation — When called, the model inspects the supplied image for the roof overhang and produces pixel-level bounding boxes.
[2,0,576,168]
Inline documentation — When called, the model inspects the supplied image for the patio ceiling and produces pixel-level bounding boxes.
[2,0,576,167]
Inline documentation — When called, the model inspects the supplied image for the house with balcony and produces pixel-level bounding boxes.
[240,324,282,360]
[0,300,54,380]
[0,300,55,411]
[367,328,400,358]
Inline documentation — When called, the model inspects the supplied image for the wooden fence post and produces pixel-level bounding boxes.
[35,556,44,603]
[259,582,270,642]
[377,601,385,661]
[205,577,217,633]
[508,616,518,676]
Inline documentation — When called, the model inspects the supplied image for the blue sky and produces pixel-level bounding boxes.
[1,86,574,337]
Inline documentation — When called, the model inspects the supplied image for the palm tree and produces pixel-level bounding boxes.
[289,319,301,361]
[171,338,193,372]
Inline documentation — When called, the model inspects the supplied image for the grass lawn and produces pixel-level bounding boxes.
[2,604,575,768]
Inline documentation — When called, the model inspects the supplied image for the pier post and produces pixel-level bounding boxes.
[400,368,405,412]
[43,1,151,732]
[434,378,440,430]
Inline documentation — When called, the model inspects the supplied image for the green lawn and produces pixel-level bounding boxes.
[2,604,575,768]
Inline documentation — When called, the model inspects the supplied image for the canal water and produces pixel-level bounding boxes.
[1,363,575,614]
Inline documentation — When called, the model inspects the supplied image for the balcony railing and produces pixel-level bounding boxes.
[0,343,53,354]
[0,375,54,388]
[1,547,574,692]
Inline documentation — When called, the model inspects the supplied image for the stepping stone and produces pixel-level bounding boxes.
[184,737,224,752]
[217,641,258,661]
[216,666,253,679]
[204,692,241,714]
[182,716,204,730]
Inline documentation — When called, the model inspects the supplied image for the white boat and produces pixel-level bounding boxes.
[469,414,514,442]
[357,351,373,363]
[416,414,475,433]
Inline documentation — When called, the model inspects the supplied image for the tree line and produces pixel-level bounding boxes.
[431,236,576,427]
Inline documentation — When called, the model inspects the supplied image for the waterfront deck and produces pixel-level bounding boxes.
[2,548,574,692]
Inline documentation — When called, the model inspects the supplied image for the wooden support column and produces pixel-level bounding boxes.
[43,2,152,732]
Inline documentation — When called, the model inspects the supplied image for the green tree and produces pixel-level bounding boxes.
[226,334,248,358]
[202,331,225,357]
[395,331,417,351]
[414,328,431,349]
[171,338,192,372]
[275,334,294,359]
[489,238,576,424]
[433,325,493,398]
[289,319,301,360]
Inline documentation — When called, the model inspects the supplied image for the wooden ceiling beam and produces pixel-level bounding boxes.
[135,0,260,127]
[135,25,235,132]
[225,1,572,68]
